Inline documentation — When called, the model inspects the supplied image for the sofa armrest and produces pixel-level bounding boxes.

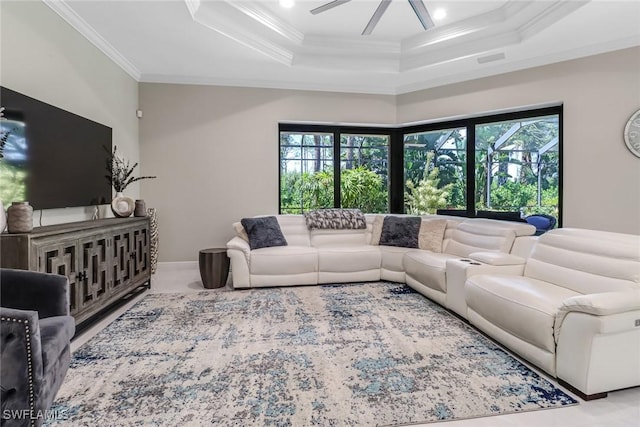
[468,252,526,266]
[1,307,45,416]
[226,237,251,261]
[555,290,640,338]
[555,302,640,396]
[226,238,251,288]
[561,290,640,316]
[0,269,70,319]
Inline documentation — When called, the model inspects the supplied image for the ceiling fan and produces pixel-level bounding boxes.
[310,0,435,36]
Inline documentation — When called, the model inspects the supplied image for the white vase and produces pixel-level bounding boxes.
[0,200,6,232]
[111,192,134,218]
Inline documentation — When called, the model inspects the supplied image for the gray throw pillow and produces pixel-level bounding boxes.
[240,216,288,250]
[379,216,421,248]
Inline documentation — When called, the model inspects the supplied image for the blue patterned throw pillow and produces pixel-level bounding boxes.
[240,216,288,250]
[379,216,421,248]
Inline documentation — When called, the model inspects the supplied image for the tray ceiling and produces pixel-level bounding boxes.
[46,0,640,94]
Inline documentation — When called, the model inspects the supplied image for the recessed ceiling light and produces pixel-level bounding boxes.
[433,8,446,20]
[280,0,295,8]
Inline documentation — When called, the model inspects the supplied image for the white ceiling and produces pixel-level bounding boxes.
[46,0,640,95]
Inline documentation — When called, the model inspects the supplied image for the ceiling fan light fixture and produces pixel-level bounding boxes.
[433,8,446,20]
[280,0,295,9]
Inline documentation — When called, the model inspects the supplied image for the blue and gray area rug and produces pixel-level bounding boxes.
[50,282,576,426]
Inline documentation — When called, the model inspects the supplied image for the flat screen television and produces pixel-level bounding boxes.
[0,87,112,210]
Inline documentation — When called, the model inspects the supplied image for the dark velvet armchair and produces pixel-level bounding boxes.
[1,269,75,427]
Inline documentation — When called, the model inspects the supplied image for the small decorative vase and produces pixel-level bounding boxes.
[134,199,147,217]
[7,201,34,233]
[111,192,134,218]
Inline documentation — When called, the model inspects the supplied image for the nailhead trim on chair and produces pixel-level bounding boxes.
[1,316,36,427]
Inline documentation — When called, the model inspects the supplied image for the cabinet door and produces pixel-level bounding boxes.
[77,235,110,312]
[34,239,80,316]
[111,229,135,294]
[111,224,150,294]
[131,225,150,284]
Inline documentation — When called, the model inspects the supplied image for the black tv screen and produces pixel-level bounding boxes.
[0,87,112,210]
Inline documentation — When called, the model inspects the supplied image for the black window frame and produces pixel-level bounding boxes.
[279,123,394,213]
[279,105,563,226]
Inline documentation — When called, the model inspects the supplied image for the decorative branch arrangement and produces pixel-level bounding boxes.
[105,145,156,192]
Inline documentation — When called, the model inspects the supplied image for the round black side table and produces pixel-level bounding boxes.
[198,248,230,289]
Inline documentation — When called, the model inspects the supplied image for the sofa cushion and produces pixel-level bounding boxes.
[403,251,459,293]
[232,222,249,242]
[445,219,521,257]
[276,215,312,246]
[241,216,288,250]
[465,274,580,352]
[524,228,640,294]
[317,246,381,273]
[304,208,367,230]
[310,227,371,247]
[249,246,317,275]
[380,216,421,248]
[418,219,447,252]
[380,246,420,273]
[370,215,384,245]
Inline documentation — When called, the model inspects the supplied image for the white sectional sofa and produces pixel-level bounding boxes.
[226,214,640,400]
[227,214,532,288]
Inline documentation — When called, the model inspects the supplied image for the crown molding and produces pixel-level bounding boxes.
[139,73,398,96]
[402,2,512,52]
[400,0,589,72]
[518,1,589,40]
[228,1,304,45]
[395,37,638,95]
[43,0,141,81]
[294,54,399,72]
[400,30,522,72]
[187,0,294,66]
[303,35,400,55]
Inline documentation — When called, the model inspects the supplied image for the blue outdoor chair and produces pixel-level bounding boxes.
[525,214,557,235]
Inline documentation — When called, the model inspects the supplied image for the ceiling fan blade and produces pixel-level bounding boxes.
[310,0,352,15]
[408,0,434,30]
[362,0,392,36]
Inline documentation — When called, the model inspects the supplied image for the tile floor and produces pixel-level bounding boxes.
[71,263,640,427]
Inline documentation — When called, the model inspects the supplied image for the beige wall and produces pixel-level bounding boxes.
[398,47,640,235]
[139,85,395,261]
[0,1,139,224]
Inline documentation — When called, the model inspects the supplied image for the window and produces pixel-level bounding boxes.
[279,125,390,214]
[340,134,389,213]
[279,131,334,214]
[279,106,562,224]
[475,115,559,217]
[404,128,467,214]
